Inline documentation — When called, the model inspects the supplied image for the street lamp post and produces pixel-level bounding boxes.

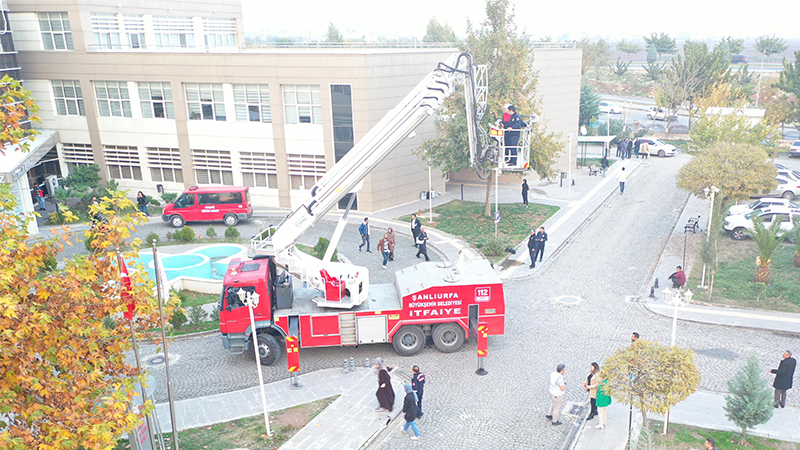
[239,288,272,437]
[660,287,694,434]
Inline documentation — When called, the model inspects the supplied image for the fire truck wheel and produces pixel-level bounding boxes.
[252,333,281,366]
[392,326,425,356]
[432,323,465,353]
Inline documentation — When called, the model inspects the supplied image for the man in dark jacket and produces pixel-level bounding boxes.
[521,179,529,207]
[358,217,371,253]
[502,104,523,166]
[411,214,421,248]
[412,365,426,418]
[415,227,430,261]
[534,227,548,263]
[771,350,797,408]
[527,229,537,269]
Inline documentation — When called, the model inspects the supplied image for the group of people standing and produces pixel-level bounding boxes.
[357,215,430,269]
[527,227,548,269]
[615,138,650,159]
[373,358,426,441]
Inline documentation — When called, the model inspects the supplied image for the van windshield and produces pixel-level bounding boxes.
[174,193,195,209]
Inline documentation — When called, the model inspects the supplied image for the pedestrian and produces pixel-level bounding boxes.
[633,138,641,158]
[600,155,609,177]
[402,383,421,441]
[502,103,523,166]
[704,437,717,450]
[625,139,633,159]
[387,227,397,261]
[618,167,628,194]
[616,140,624,158]
[415,226,430,261]
[136,191,149,216]
[412,365,426,418]
[640,140,650,159]
[377,233,393,270]
[411,214,421,248]
[358,217,371,253]
[37,186,47,211]
[521,179,529,207]
[595,377,611,430]
[546,364,567,426]
[770,350,796,408]
[581,362,601,420]
[668,266,686,289]
[534,227,548,263]
[631,332,640,344]
[374,357,395,412]
[527,229,537,269]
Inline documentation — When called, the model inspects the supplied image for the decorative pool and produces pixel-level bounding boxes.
[135,244,249,282]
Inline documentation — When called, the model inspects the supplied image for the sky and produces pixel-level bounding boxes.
[241,0,800,42]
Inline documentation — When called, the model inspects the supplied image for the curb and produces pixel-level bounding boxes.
[140,329,218,345]
[361,371,412,450]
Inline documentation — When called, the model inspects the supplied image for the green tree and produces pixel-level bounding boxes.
[724,355,774,440]
[654,69,687,131]
[722,36,745,55]
[643,32,677,59]
[0,75,40,155]
[688,111,773,153]
[755,35,788,63]
[646,44,658,64]
[665,41,731,119]
[603,340,700,425]
[762,85,799,134]
[578,38,611,77]
[579,84,600,127]
[325,22,344,43]
[644,60,666,81]
[773,51,800,99]
[418,0,562,217]
[788,219,800,267]
[749,214,787,284]
[610,57,631,77]
[423,17,457,43]
[60,163,102,194]
[676,143,776,205]
[616,39,642,54]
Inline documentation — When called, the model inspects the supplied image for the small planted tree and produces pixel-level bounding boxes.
[789,219,800,267]
[723,355,774,440]
[749,214,787,284]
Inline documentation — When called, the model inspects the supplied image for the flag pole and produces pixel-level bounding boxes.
[117,248,157,447]
[152,242,180,450]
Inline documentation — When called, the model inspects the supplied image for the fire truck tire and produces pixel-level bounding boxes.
[252,333,281,366]
[432,323,465,353]
[392,326,425,356]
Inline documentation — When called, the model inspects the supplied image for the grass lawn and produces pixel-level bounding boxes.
[686,236,800,313]
[645,420,799,450]
[399,200,559,260]
[116,396,339,450]
[176,290,219,307]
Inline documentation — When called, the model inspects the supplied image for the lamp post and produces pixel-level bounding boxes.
[660,287,694,434]
[239,288,272,437]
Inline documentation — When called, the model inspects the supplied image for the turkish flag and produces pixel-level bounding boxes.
[121,258,135,320]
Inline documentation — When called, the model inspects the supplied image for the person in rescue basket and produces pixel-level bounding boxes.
[374,357,395,412]
[502,104,523,166]
[358,217,371,253]
[411,214,421,248]
[412,365,426,417]
[416,227,430,261]
[402,383,421,440]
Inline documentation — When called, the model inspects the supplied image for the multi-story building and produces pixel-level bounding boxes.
[7,0,580,220]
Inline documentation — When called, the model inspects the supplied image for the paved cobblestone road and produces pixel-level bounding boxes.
[125,154,800,449]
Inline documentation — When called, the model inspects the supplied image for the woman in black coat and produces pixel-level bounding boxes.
[374,357,395,411]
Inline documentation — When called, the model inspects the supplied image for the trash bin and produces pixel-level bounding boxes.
[421,191,428,201]
[430,188,436,198]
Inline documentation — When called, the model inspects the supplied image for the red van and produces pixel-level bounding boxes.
[161,186,253,228]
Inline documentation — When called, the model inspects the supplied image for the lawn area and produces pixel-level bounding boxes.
[686,236,800,313]
[116,396,339,450]
[399,200,559,260]
[176,290,218,307]
[645,420,799,450]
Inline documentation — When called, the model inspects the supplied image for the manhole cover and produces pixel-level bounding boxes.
[563,402,587,417]
[148,356,165,365]
[554,295,581,305]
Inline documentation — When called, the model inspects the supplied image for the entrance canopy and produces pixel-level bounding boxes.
[576,135,616,166]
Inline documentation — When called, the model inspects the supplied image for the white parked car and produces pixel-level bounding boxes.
[727,198,800,216]
[723,207,800,240]
[646,106,677,121]
[635,137,677,157]
[763,177,800,200]
[599,101,622,114]
[790,140,800,157]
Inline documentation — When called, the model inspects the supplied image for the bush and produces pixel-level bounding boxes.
[169,308,187,330]
[145,232,160,246]
[206,226,217,238]
[175,289,191,306]
[165,232,173,242]
[225,225,240,241]
[47,211,67,225]
[187,305,208,325]
[161,192,178,204]
[42,255,57,272]
[85,233,100,252]
[173,226,195,242]
[481,236,510,257]
[102,316,117,330]
[146,195,160,206]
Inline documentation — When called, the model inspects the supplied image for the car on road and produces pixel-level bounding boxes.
[646,106,677,121]
[727,198,800,216]
[790,140,800,157]
[730,54,748,64]
[723,207,800,240]
[599,101,623,114]
[634,137,677,157]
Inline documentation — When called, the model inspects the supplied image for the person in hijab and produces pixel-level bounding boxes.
[374,357,395,412]
[402,383,421,440]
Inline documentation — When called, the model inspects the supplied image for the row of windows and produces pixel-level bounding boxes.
[52,81,314,123]
[60,143,325,189]
[39,12,237,51]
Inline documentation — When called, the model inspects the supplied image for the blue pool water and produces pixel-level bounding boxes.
[134,244,248,282]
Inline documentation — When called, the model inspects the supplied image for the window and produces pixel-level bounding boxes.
[198,192,242,205]
[153,16,195,49]
[287,154,325,190]
[95,81,132,117]
[192,149,233,185]
[123,15,146,49]
[139,82,174,119]
[185,83,226,121]
[283,85,322,124]
[39,12,73,50]
[146,147,183,183]
[52,80,85,116]
[202,17,237,48]
[173,193,195,209]
[104,145,142,180]
[330,85,354,162]
[233,84,271,123]
[61,143,94,171]
[91,13,121,49]
[240,152,278,188]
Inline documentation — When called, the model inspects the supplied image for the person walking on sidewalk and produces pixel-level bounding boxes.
[534,227,548,263]
[618,167,628,194]
[387,227,397,261]
[411,214,421,248]
[770,350,796,408]
[601,155,609,177]
[416,227,430,261]
[546,364,567,425]
[625,139,633,159]
[669,266,686,289]
[527,229,537,269]
[402,383,421,440]
[377,233,393,270]
[374,357,395,412]
[358,217,372,253]
[595,378,611,430]
[521,179,529,207]
[412,365,426,418]
[581,362,601,420]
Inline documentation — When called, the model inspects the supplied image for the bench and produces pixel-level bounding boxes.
[588,165,601,176]
[684,215,701,233]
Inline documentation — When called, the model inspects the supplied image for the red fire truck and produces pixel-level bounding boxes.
[218,53,525,364]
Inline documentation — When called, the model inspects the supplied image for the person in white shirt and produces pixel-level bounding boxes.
[618,167,628,194]
[547,364,567,425]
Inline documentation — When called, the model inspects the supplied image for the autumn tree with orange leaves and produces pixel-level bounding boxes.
[0,75,40,155]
